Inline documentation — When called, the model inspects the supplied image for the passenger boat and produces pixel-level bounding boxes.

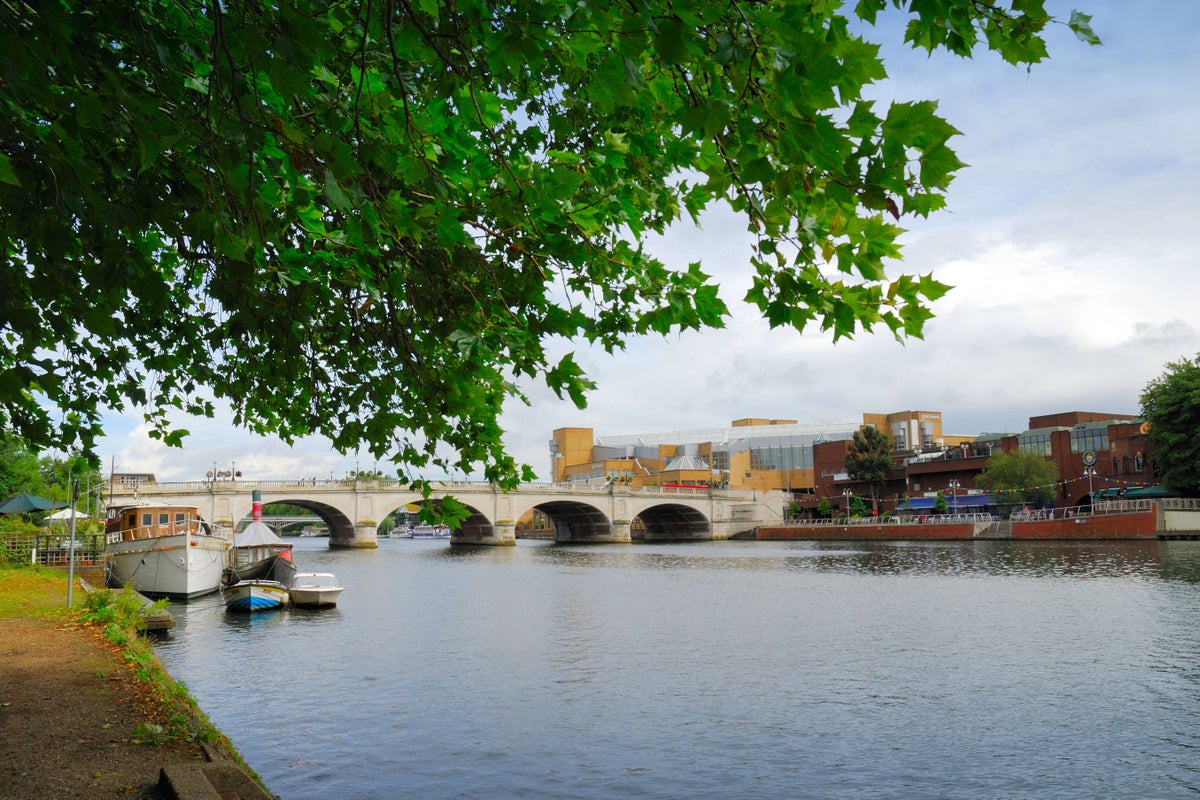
[410,523,451,538]
[104,505,230,599]
[223,579,290,612]
[288,572,344,607]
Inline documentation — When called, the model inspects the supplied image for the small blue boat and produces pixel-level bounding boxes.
[223,579,289,612]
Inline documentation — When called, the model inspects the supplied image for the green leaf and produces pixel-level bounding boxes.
[0,153,20,187]
[1068,11,1102,46]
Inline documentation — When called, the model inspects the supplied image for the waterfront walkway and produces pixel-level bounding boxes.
[0,615,272,800]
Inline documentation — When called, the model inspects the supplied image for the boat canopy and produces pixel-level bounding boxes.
[234,520,289,548]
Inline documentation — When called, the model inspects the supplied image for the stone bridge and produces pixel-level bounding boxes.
[106,479,786,548]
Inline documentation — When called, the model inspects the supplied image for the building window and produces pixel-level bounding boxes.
[920,421,935,449]
[749,445,814,471]
[1017,432,1052,457]
[1070,427,1109,454]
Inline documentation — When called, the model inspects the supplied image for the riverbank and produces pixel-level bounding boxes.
[0,566,275,799]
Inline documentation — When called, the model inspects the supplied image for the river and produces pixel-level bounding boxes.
[153,537,1200,799]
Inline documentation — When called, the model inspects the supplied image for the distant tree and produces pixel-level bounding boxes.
[0,433,41,501]
[37,453,103,507]
[817,497,833,519]
[1140,355,1200,496]
[934,491,948,515]
[844,426,894,510]
[849,495,870,518]
[975,450,1059,509]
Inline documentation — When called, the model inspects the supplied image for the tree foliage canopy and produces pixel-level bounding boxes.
[975,449,1059,508]
[1140,355,1200,496]
[0,1,1097,485]
[844,424,893,501]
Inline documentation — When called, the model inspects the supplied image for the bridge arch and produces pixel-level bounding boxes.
[386,498,498,541]
[237,499,356,542]
[635,502,713,542]
[534,500,618,543]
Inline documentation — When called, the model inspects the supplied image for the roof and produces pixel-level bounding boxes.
[1107,485,1177,499]
[662,455,711,472]
[597,421,859,449]
[0,493,68,514]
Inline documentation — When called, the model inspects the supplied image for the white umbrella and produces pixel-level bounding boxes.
[43,507,92,521]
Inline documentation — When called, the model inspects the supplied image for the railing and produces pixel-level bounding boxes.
[1090,499,1156,515]
[33,533,107,567]
[111,479,761,498]
[1158,498,1200,511]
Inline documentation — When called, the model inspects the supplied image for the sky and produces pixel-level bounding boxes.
[97,0,1200,483]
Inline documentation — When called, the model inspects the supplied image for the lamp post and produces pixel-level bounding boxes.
[1084,466,1096,502]
[949,480,960,515]
[843,488,852,520]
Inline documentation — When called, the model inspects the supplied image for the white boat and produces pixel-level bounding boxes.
[410,523,450,538]
[223,579,289,612]
[104,505,230,600]
[289,572,344,607]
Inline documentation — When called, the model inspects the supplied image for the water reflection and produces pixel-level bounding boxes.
[536,539,1189,582]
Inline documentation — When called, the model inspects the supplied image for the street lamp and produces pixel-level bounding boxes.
[843,488,852,520]
[1083,466,1096,503]
[949,480,960,515]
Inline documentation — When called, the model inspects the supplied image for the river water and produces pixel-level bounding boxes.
[153,537,1200,799]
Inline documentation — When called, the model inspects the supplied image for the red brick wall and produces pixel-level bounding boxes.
[757,523,974,541]
[757,509,1158,541]
[1011,511,1157,540]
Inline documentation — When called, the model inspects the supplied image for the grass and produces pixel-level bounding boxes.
[0,564,72,619]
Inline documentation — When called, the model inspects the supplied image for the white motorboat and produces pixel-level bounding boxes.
[104,505,230,600]
[289,572,344,607]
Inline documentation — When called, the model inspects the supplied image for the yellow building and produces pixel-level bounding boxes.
[551,419,861,492]
[551,412,973,492]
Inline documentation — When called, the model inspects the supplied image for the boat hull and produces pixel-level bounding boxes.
[289,587,343,607]
[223,580,289,612]
[106,532,229,599]
[289,572,344,607]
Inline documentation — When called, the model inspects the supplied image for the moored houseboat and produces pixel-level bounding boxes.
[105,504,230,599]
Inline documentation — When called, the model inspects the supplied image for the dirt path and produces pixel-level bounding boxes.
[0,616,211,799]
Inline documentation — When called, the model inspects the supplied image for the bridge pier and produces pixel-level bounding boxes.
[330,524,379,549]
[451,520,516,546]
[608,520,633,543]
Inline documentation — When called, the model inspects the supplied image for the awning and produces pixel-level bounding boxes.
[897,494,996,510]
